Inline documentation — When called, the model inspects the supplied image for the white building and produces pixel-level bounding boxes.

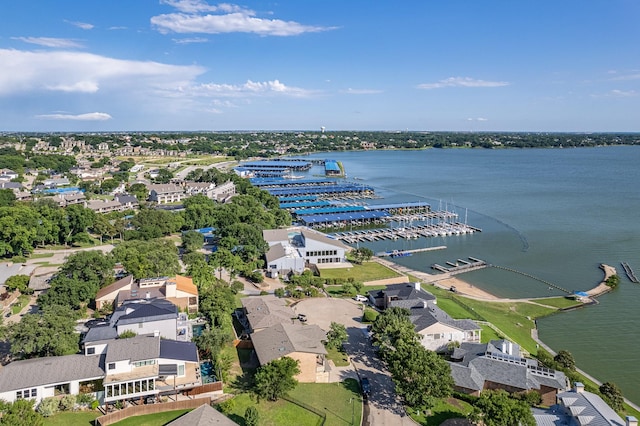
[263,227,350,275]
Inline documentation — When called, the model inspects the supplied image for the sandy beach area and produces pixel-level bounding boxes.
[429,275,500,300]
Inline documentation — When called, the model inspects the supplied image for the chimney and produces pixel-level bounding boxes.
[146,291,151,299]
[574,382,585,393]
[627,416,638,426]
[414,282,421,291]
[153,330,160,337]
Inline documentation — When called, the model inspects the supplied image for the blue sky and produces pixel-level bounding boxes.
[1,0,639,132]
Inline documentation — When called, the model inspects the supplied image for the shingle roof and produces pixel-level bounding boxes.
[167,403,239,426]
[115,299,178,325]
[241,295,296,330]
[95,275,134,300]
[0,354,105,393]
[263,229,290,243]
[251,322,327,365]
[265,243,290,264]
[167,275,198,295]
[105,335,161,363]
[557,389,624,426]
[410,305,480,333]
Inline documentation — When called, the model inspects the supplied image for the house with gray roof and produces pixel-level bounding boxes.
[533,383,631,426]
[250,322,328,383]
[0,335,202,407]
[167,402,238,426]
[83,298,179,346]
[239,295,298,333]
[449,339,568,406]
[147,183,185,204]
[368,283,481,351]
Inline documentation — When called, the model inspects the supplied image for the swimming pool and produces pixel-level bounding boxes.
[199,361,217,384]
[192,323,206,337]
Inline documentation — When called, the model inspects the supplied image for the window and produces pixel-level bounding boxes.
[108,363,116,370]
[178,364,185,376]
[31,389,37,398]
[138,322,143,328]
[87,347,95,355]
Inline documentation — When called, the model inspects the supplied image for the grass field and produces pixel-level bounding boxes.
[319,262,402,282]
[224,393,321,426]
[408,397,473,426]
[533,296,583,309]
[325,345,350,367]
[289,379,363,426]
[110,409,191,426]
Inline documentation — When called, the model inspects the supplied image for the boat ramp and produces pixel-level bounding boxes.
[622,262,639,283]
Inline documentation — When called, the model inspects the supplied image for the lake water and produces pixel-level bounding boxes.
[301,146,640,404]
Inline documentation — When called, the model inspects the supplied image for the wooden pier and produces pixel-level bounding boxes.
[622,262,639,283]
[431,257,488,275]
[376,246,446,257]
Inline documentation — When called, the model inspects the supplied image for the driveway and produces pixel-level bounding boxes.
[294,298,415,426]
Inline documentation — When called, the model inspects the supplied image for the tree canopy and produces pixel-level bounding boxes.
[111,239,180,279]
[253,357,300,401]
[469,389,535,426]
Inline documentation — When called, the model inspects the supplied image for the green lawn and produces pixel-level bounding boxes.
[325,345,350,367]
[289,379,363,426]
[480,324,503,343]
[11,294,30,314]
[43,411,99,426]
[110,409,191,426]
[319,262,402,282]
[28,252,55,259]
[223,393,321,426]
[408,397,473,426]
[533,296,583,309]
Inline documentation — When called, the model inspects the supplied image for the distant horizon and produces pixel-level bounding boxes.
[2,1,639,132]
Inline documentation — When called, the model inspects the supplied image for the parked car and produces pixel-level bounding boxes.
[297,313,307,322]
[360,377,371,398]
[354,295,368,302]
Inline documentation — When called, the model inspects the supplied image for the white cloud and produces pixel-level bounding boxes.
[0,48,205,96]
[417,77,510,89]
[610,73,640,81]
[467,117,488,121]
[66,20,94,30]
[172,37,209,44]
[36,112,112,121]
[11,37,84,48]
[183,79,315,98]
[606,89,637,98]
[342,88,383,95]
[152,2,334,36]
[109,26,127,31]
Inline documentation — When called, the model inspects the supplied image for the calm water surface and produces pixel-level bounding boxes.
[303,146,640,403]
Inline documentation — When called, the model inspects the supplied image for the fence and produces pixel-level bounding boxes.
[95,396,212,426]
[183,382,223,396]
[282,395,327,426]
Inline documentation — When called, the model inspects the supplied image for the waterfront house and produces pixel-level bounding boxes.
[367,283,481,351]
[532,383,630,426]
[449,340,568,406]
[263,226,350,276]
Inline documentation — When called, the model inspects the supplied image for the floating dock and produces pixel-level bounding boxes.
[622,262,639,283]
[432,257,488,274]
[376,246,446,257]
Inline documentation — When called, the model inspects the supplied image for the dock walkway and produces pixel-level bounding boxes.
[621,261,639,283]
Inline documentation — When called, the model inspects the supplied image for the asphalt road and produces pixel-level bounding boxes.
[294,298,415,426]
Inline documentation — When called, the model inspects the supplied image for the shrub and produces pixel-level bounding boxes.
[244,406,259,426]
[76,393,94,405]
[91,400,100,410]
[60,394,76,411]
[274,288,285,297]
[363,308,379,323]
[37,397,60,417]
[218,397,236,415]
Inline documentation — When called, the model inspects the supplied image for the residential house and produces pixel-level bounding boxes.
[0,335,201,406]
[52,192,86,207]
[449,340,568,406]
[263,227,350,276]
[239,295,297,333]
[250,322,328,383]
[83,298,180,344]
[85,199,124,214]
[533,383,631,426]
[367,283,481,351]
[147,183,185,204]
[115,193,139,210]
[0,169,19,181]
[211,181,236,202]
[94,275,198,314]
[43,177,70,188]
[183,181,216,198]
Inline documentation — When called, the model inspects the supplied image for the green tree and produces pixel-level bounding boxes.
[57,250,115,290]
[370,307,418,352]
[352,247,373,264]
[65,204,96,245]
[387,340,453,411]
[153,168,174,183]
[194,327,231,360]
[187,258,216,288]
[8,305,79,359]
[100,178,119,194]
[469,389,536,426]
[4,275,30,294]
[182,230,204,253]
[0,189,16,207]
[599,382,624,411]
[131,208,184,239]
[112,239,180,279]
[244,406,259,426]
[128,183,148,202]
[0,399,44,426]
[554,349,576,371]
[326,322,348,350]
[198,283,236,328]
[254,357,300,401]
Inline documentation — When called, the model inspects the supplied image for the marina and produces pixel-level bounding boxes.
[376,246,447,257]
[621,262,639,283]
